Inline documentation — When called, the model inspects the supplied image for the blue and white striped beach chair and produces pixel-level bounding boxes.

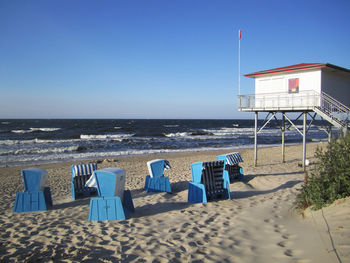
[217,152,244,183]
[71,163,98,200]
[188,160,230,203]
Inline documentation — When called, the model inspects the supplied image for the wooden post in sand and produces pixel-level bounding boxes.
[254,111,258,166]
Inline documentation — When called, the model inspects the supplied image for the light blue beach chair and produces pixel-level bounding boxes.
[217,152,244,183]
[144,159,172,193]
[71,163,98,200]
[188,160,230,203]
[13,168,53,212]
[88,168,134,221]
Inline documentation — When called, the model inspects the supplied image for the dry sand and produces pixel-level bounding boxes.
[0,142,349,262]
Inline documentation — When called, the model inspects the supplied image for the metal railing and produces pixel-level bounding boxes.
[317,92,350,127]
[238,90,350,128]
[238,90,320,111]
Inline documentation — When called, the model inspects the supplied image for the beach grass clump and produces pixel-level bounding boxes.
[297,132,350,210]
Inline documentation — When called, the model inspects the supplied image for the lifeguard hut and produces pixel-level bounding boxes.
[238,63,350,168]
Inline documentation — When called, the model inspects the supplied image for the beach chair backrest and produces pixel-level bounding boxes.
[94,168,126,200]
[71,163,97,178]
[217,152,243,166]
[217,153,244,182]
[191,162,204,183]
[22,168,48,192]
[148,159,165,178]
[201,161,225,197]
[216,154,226,163]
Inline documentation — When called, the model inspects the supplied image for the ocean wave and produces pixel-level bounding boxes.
[11,127,61,133]
[0,145,80,156]
[202,128,255,137]
[80,134,134,141]
[190,131,214,136]
[0,143,270,168]
[0,138,79,146]
[165,132,189,138]
[132,133,167,137]
[0,119,331,168]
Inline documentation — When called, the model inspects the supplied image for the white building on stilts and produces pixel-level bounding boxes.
[239,63,350,169]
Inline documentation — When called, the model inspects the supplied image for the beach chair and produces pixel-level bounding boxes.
[71,163,98,200]
[217,152,244,183]
[144,159,172,193]
[89,168,134,221]
[13,168,53,212]
[188,160,230,203]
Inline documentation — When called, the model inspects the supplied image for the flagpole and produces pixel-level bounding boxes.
[238,29,241,96]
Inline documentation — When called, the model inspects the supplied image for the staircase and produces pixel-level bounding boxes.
[313,92,350,134]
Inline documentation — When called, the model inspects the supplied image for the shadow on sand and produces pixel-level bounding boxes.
[231,180,303,199]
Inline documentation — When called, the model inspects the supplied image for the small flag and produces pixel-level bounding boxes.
[239,29,242,40]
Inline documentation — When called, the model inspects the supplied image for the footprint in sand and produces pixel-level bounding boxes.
[284,249,303,257]
[282,234,290,239]
[273,204,281,210]
[187,232,196,238]
[277,241,291,248]
[274,224,287,233]
[274,214,283,219]
[264,218,274,223]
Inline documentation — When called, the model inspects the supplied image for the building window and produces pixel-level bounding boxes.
[288,78,299,93]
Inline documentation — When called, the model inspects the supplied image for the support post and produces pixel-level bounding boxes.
[302,112,307,171]
[328,124,332,143]
[254,111,258,167]
[282,112,285,163]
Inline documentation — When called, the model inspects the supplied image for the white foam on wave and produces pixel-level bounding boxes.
[11,127,61,133]
[0,145,79,156]
[12,130,32,134]
[205,127,254,137]
[165,132,189,138]
[80,133,134,141]
[0,138,79,146]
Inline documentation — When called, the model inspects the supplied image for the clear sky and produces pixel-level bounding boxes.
[1,0,349,119]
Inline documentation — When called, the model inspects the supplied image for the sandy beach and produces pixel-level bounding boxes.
[0,142,349,262]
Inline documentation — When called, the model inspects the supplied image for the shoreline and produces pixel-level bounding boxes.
[1,139,326,169]
[1,141,349,262]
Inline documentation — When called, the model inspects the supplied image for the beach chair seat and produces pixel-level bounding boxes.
[71,163,98,200]
[188,160,230,203]
[88,168,134,221]
[217,152,244,183]
[13,168,53,212]
[144,159,172,193]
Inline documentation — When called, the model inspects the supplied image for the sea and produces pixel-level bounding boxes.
[0,119,331,167]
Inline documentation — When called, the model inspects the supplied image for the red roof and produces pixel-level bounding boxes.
[245,63,350,78]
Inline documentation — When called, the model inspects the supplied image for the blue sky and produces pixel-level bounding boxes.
[1,0,349,119]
